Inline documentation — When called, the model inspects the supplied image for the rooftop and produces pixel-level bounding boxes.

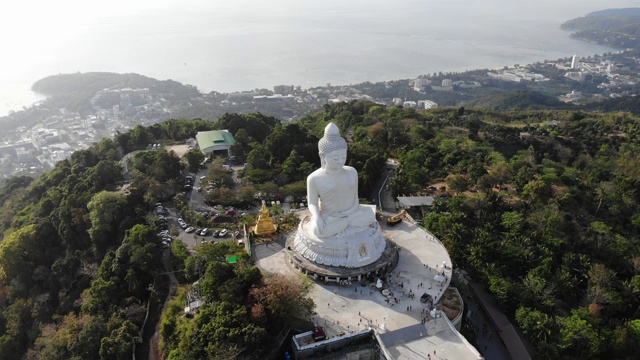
[195,130,236,151]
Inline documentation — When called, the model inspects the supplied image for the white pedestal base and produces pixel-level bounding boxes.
[293,216,386,268]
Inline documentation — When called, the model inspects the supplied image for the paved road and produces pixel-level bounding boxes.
[144,244,179,360]
[369,159,398,212]
[454,280,511,360]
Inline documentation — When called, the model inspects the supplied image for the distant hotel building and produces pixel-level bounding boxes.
[431,79,454,91]
[413,78,431,92]
[418,100,438,109]
[403,100,438,109]
[571,55,579,69]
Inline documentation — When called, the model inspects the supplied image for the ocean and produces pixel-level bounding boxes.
[1,0,637,116]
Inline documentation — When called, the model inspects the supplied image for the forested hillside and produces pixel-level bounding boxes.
[26,72,202,117]
[1,101,640,359]
[296,102,640,359]
[32,72,201,100]
[462,90,572,111]
[562,8,640,50]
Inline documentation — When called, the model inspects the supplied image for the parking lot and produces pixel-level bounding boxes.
[153,160,301,251]
[153,203,241,250]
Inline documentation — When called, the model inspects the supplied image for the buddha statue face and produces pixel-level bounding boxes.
[322,148,347,171]
[318,123,347,170]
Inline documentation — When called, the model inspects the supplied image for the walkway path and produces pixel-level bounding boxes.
[143,247,178,360]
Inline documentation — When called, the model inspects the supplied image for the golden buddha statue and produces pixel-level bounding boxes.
[255,200,276,235]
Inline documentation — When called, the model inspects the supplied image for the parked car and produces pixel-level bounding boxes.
[200,228,209,236]
[185,227,195,233]
[200,175,206,181]
[219,229,228,237]
[212,229,220,237]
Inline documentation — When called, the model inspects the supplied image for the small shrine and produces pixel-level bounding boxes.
[254,200,276,235]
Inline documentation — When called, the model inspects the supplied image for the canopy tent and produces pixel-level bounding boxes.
[397,196,435,207]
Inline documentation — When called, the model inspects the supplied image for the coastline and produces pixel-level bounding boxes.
[0,29,625,119]
[0,84,47,117]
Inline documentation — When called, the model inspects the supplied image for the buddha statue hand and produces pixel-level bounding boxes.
[312,215,326,237]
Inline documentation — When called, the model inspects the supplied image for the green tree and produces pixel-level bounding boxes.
[446,174,469,195]
[183,149,205,173]
[99,320,138,360]
[521,178,551,203]
[557,310,602,357]
[87,191,127,254]
[515,306,556,344]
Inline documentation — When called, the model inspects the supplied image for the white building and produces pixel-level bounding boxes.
[413,78,431,92]
[571,55,579,69]
[415,78,431,87]
[418,100,438,109]
[15,147,32,162]
[402,101,417,108]
[565,72,587,81]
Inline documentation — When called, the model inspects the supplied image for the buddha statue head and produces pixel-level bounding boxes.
[318,123,347,169]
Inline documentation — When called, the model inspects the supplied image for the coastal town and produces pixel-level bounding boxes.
[0,49,639,180]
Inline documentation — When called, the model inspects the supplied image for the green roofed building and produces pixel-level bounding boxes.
[195,130,236,155]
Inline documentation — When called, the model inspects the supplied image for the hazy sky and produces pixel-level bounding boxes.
[3,0,638,53]
[2,0,637,80]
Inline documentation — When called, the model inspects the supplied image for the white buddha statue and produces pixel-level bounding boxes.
[306,123,375,238]
[293,123,386,268]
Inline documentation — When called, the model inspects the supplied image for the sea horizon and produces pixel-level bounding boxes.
[1,0,637,117]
